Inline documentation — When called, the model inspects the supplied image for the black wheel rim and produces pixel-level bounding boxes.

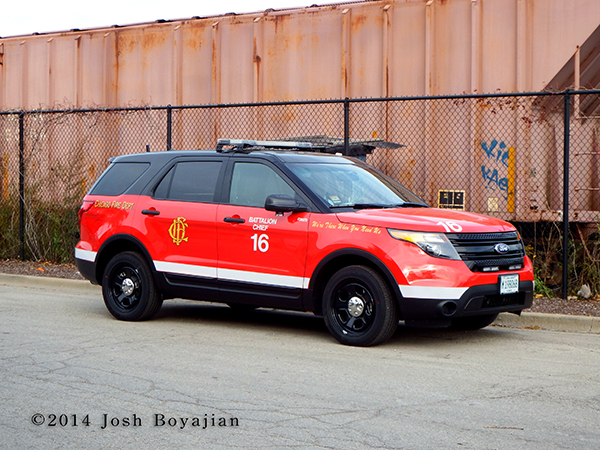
[332,281,375,334]
[109,264,142,312]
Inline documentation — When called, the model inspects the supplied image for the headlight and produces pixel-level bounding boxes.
[388,229,461,260]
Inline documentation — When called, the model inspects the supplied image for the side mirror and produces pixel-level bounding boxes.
[265,194,308,213]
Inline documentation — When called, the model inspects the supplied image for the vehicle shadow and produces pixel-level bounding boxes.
[388,322,515,347]
[151,299,517,347]
[155,300,330,336]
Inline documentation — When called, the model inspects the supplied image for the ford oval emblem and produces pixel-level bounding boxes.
[494,243,510,254]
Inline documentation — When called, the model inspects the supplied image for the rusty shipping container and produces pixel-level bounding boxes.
[0,0,599,223]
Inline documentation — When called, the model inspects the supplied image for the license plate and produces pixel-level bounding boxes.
[500,274,519,295]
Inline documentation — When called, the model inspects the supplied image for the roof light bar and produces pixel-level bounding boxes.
[216,139,313,152]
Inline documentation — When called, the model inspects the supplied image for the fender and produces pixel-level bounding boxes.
[95,234,158,285]
[305,248,403,314]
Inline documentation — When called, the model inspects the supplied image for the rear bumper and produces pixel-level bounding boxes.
[399,280,534,327]
[75,257,99,285]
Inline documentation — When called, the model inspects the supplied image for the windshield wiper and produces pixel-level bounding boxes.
[351,203,392,209]
[329,202,429,210]
[395,202,429,208]
[350,202,429,209]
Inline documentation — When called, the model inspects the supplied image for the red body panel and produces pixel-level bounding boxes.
[76,196,534,292]
[77,195,138,252]
[303,211,533,291]
[131,197,218,273]
[335,208,516,233]
[216,205,309,282]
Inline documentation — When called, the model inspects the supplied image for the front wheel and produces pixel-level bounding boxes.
[322,266,398,346]
[450,313,499,330]
[102,252,163,321]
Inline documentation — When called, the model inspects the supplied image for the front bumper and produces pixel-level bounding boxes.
[399,280,534,327]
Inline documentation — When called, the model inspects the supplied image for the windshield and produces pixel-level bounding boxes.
[289,162,427,208]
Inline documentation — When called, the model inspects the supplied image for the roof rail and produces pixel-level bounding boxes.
[216,139,313,152]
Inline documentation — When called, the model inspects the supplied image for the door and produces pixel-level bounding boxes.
[217,160,310,308]
[135,159,223,297]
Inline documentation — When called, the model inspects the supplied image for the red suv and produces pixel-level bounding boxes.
[75,139,533,346]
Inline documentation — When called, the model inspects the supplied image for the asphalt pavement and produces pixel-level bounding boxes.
[1,273,598,335]
[2,273,600,449]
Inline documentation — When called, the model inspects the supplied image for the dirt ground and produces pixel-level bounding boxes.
[0,259,598,317]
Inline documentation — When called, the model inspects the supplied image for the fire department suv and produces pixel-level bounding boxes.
[75,139,533,346]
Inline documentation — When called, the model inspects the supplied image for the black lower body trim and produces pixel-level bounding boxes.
[75,258,98,285]
[400,280,534,328]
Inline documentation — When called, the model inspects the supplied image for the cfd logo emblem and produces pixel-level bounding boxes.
[169,217,189,245]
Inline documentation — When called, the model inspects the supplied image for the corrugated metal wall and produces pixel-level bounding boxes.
[1,0,600,224]
[1,0,599,109]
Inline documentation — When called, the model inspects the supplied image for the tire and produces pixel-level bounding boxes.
[450,313,499,330]
[102,252,163,321]
[322,265,398,346]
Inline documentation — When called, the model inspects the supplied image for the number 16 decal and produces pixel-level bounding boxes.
[251,233,269,252]
[437,221,463,232]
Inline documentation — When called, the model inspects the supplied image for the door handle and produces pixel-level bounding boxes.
[142,209,160,216]
[224,217,245,224]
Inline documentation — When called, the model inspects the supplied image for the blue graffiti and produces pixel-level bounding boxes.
[481,165,508,194]
[481,140,509,167]
[481,140,511,200]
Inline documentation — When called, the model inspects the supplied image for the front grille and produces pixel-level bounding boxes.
[447,231,525,272]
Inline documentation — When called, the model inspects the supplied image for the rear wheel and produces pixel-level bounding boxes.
[450,313,499,330]
[102,252,162,321]
[323,266,398,346]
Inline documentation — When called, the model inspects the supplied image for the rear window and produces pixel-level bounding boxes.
[90,162,150,196]
[153,161,222,202]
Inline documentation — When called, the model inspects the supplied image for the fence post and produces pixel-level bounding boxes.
[344,98,350,156]
[166,105,172,151]
[18,112,25,260]
[562,90,571,300]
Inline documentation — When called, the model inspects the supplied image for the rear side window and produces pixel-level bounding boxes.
[154,161,222,202]
[90,162,150,196]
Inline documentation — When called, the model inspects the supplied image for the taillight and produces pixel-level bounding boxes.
[78,201,94,225]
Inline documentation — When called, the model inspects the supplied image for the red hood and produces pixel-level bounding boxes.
[335,207,516,233]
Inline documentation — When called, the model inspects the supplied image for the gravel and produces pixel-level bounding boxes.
[0,259,84,280]
[1,259,598,317]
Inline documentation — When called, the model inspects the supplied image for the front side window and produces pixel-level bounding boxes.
[228,162,296,208]
[154,161,222,202]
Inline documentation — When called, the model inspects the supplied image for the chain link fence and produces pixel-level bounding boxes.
[1,90,599,297]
